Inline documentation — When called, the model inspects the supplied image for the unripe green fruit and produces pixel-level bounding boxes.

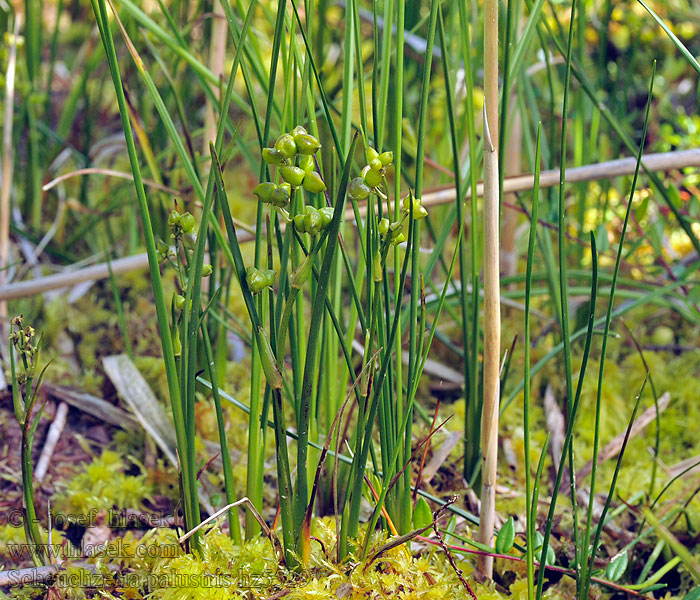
[269,186,290,207]
[174,294,186,311]
[302,171,327,193]
[168,210,181,227]
[378,217,389,235]
[291,125,307,138]
[180,212,196,234]
[369,157,383,172]
[294,213,306,233]
[253,182,277,201]
[363,166,383,188]
[262,147,288,166]
[304,208,323,235]
[347,177,371,201]
[366,147,379,163]
[318,206,334,228]
[294,132,322,155]
[280,165,306,187]
[299,154,314,173]
[379,151,393,166]
[202,264,213,277]
[274,133,297,158]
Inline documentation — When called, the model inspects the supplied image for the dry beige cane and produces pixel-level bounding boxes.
[479,0,500,575]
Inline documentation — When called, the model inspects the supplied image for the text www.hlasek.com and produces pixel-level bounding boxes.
[6,541,180,561]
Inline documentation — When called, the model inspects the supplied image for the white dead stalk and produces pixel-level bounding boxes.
[0,16,20,334]
[479,97,501,582]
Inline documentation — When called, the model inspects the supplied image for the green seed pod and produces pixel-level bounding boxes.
[280,165,306,187]
[304,208,323,235]
[180,212,196,234]
[253,182,277,201]
[391,231,406,246]
[294,213,307,233]
[269,185,291,207]
[291,125,307,138]
[290,254,313,289]
[363,166,383,188]
[202,264,213,277]
[369,157,383,172]
[173,327,181,357]
[413,205,428,220]
[294,132,322,155]
[403,196,428,220]
[365,147,379,163]
[262,147,288,166]
[347,177,371,201]
[379,151,393,166]
[302,171,327,193]
[256,326,283,389]
[261,269,277,287]
[318,206,334,228]
[299,154,314,173]
[372,248,383,282]
[279,182,292,195]
[168,210,181,227]
[246,267,268,294]
[157,239,170,262]
[378,217,389,236]
[274,133,297,158]
[174,294,186,311]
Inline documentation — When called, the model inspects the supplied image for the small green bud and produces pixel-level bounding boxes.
[168,210,181,227]
[294,132,322,155]
[379,151,393,166]
[299,154,314,173]
[262,147,288,166]
[365,147,379,163]
[274,133,297,158]
[279,182,292,195]
[369,157,383,172]
[180,212,196,234]
[291,125,308,138]
[202,264,213,277]
[378,218,389,236]
[280,165,306,187]
[363,166,383,188]
[174,294,186,311]
[253,182,277,201]
[347,177,371,201]
[318,206,334,228]
[302,171,327,193]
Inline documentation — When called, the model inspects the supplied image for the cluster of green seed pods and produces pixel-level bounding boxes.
[293,205,334,236]
[376,194,427,246]
[346,146,393,202]
[246,266,277,294]
[259,126,326,198]
[168,210,196,236]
